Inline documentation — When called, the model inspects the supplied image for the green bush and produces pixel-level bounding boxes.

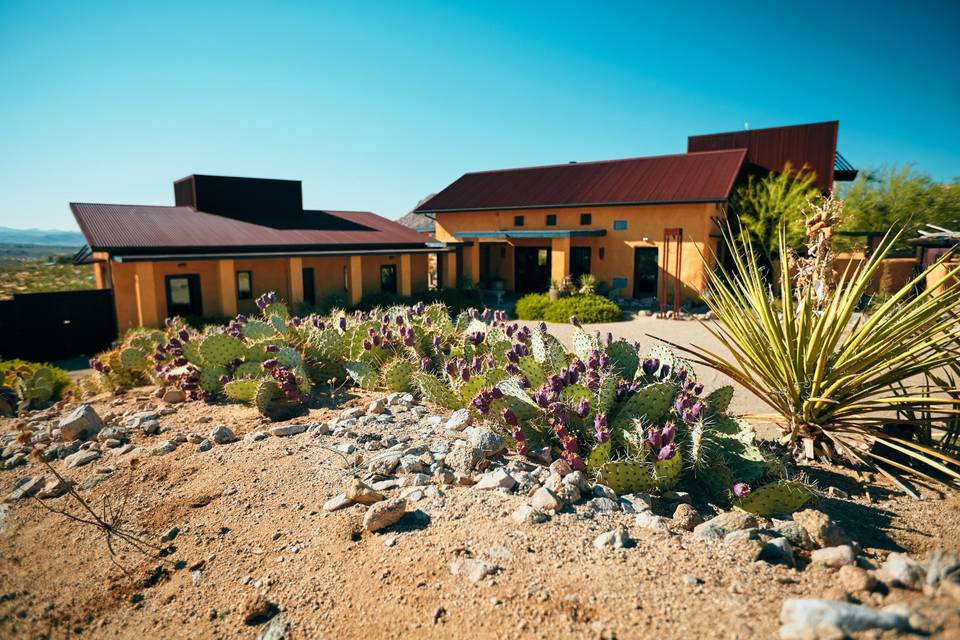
[355,289,482,315]
[514,293,551,320]
[515,293,622,323]
[0,359,73,408]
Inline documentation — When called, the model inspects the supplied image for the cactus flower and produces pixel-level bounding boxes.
[657,444,676,460]
[733,482,751,498]
[570,316,581,327]
[641,358,660,375]
[577,398,590,418]
[502,408,518,426]
[660,422,676,444]
[646,427,663,450]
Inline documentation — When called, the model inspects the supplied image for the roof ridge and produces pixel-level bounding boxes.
[461,148,748,176]
[688,120,839,139]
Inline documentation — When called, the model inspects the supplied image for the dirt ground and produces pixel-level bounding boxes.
[2,385,959,640]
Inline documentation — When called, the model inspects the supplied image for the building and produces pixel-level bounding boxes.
[72,175,444,329]
[416,121,857,300]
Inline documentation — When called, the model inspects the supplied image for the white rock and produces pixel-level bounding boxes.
[244,431,269,443]
[618,493,654,513]
[341,407,364,420]
[363,498,407,532]
[473,468,516,491]
[151,440,177,456]
[367,399,386,415]
[449,557,497,582]
[779,599,908,638]
[512,503,549,525]
[880,552,926,590]
[530,486,563,512]
[594,528,632,549]
[209,425,236,444]
[634,512,673,533]
[811,545,856,569]
[269,424,307,437]
[445,409,472,431]
[58,405,104,441]
[64,449,100,468]
[322,493,352,512]
[4,476,45,502]
[467,427,506,457]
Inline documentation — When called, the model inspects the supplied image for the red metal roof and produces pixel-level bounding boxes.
[71,204,431,254]
[415,149,748,213]
[687,121,839,192]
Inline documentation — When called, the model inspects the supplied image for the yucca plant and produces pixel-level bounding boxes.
[672,198,960,491]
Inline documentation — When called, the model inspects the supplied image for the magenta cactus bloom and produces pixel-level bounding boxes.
[502,408,518,426]
[577,397,590,418]
[570,316,581,327]
[657,444,676,460]
[660,421,676,444]
[646,427,663,450]
[733,482,751,498]
[593,413,609,443]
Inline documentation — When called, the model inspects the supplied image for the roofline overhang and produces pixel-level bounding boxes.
[416,198,728,215]
[453,229,607,240]
[108,245,453,263]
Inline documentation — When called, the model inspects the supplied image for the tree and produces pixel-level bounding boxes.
[837,166,960,255]
[729,165,819,271]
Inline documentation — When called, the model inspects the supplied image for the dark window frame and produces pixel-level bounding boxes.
[613,219,628,231]
[580,213,592,225]
[514,215,525,227]
[545,214,557,226]
[236,270,253,300]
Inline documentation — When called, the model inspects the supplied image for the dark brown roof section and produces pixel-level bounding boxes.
[688,121,841,192]
[71,203,433,256]
[415,149,748,213]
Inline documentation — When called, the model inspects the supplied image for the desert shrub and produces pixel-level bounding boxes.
[514,293,551,320]
[0,359,72,409]
[355,289,481,315]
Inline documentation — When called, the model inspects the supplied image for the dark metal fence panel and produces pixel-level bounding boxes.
[0,290,117,362]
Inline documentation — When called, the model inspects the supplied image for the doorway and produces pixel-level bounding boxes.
[165,274,203,318]
[302,267,316,306]
[380,264,398,294]
[514,247,551,293]
[571,247,591,284]
[633,248,659,299]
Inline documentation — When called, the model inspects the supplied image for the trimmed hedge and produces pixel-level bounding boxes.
[514,293,623,324]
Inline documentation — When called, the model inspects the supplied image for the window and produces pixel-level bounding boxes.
[236,271,252,300]
[613,220,628,231]
[546,214,557,226]
[571,247,591,282]
[380,264,398,294]
[514,215,524,227]
[165,274,202,318]
[537,249,549,267]
[580,213,592,225]
[343,266,349,291]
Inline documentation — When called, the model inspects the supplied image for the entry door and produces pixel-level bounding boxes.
[302,267,316,306]
[633,248,659,299]
[571,247,591,283]
[380,264,398,294]
[514,247,551,294]
[165,274,203,318]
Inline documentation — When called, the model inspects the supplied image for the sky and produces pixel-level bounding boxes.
[1,0,959,231]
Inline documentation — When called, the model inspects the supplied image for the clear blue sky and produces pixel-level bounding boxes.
[1,0,958,230]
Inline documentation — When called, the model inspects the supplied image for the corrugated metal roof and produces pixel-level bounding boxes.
[688,121,839,192]
[415,149,747,213]
[70,204,432,254]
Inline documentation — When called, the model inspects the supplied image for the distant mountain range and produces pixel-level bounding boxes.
[0,226,85,247]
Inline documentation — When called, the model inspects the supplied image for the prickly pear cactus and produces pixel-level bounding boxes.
[344,361,378,390]
[242,320,276,341]
[382,358,416,392]
[610,382,675,430]
[494,379,541,420]
[516,356,547,389]
[119,348,148,371]
[571,329,600,361]
[224,379,259,402]
[735,481,814,516]
[412,372,462,410]
[596,460,658,494]
[606,339,639,381]
[199,333,246,368]
[705,385,734,413]
[254,379,299,421]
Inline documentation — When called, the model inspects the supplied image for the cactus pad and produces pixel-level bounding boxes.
[199,333,246,368]
[275,346,302,369]
[344,361,378,390]
[242,320,276,341]
[596,460,658,495]
[383,358,416,392]
[705,385,734,413]
[494,378,541,420]
[571,328,600,361]
[735,481,814,516]
[611,382,676,430]
[234,361,263,379]
[606,339,639,381]
[413,372,463,410]
[224,379,259,402]
[516,356,547,389]
[199,367,227,394]
[119,348,148,371]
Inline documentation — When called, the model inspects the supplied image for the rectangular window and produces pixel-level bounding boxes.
[613,220,628,231]
[236,271,252,300]
[546,214,557,226]
[514,215,524,227]
[380,264,398,294]
[537,249,549,267]
[343,266,349,291]
[580,213,592,225]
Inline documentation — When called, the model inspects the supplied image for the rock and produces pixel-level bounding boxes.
[449,557,497,582]
[467,427,506,457]
[397,454,423,473]
[585,497,619,513]
[530,486,563,512]
[793,509,851,549]
[445,442,483,474]
[244,431,269,443]
[4,453,26,469]
[925,548,960,597]
[37,476,72,499]
[96,427,128,443]
[671,503,703,531]
[593,484,618,501]
[779,599,908,639]
[549,459,572,477]
[256,612,290,640]
[594,528,633,549]
[161,388,186,404]
[160,526,180,543]
[58,405,104,441]
[725,528,761,544]
[445,409,472,431]
[241,593,276,625]
[726,538,764,564]
[151,440,177,456]
[322,493,351,512]
[811,545,856,569]
[770,520,816,550]
[635,512,672,533]
[269,424,307,437]
[346,479,384,505]
[367,451,401,475]
[209,425,236,444]
[553,481,581,505]
[837,565,877,592]
[341,407,364,420]
[473,469,516,491]
[662,490,691,504]
[64,449,100,469]
[880,552,926,590]
[366,399,385,415]
[363,498,407,532]
[140,419,161,435]
[759,537,795,567]
[512,504,549,525]
[4,476,45,502]
[619,493,654,513]
[682,574,702,586]
[693,511,758,538]
[196,439,213,452]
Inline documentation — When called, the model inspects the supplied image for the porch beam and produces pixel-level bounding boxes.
[217,259,237,318]
[550,237,571,286]
[348,255,363,306]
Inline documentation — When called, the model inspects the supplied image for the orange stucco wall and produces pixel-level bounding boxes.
[833,253,918,295]
[434,203,722,300]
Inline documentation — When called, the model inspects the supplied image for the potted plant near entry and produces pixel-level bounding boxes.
[548,280,561,301]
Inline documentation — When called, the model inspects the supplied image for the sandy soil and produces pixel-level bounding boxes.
[2,386,959,640]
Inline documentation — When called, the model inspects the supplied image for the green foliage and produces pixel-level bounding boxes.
[837,166,960,255]
[515,292,622,323]
[355,288,482,315]
[730,166,819,264]
[0,359,72,409]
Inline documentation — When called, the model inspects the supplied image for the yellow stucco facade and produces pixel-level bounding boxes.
[432,203,724,300]
[102,253,432,330]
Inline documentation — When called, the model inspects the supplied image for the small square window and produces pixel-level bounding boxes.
[236,271,253,300]
[546,214,557,226]
[514,215,524,227]
[580,213,592,225]
[613,220,628,231]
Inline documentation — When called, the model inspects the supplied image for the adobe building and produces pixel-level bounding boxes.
[72,175,443,329]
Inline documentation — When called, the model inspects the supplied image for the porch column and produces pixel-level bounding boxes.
[551,237,571,286]
[468,243,481,286]
[217,259,237,318]
[442,251,457,289]
[348,255,363,306]
[399,254,413,296]
[134,261,160,327]
[287,257,304,306]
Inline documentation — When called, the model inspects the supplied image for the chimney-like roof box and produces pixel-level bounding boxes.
[174,175,304,222]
